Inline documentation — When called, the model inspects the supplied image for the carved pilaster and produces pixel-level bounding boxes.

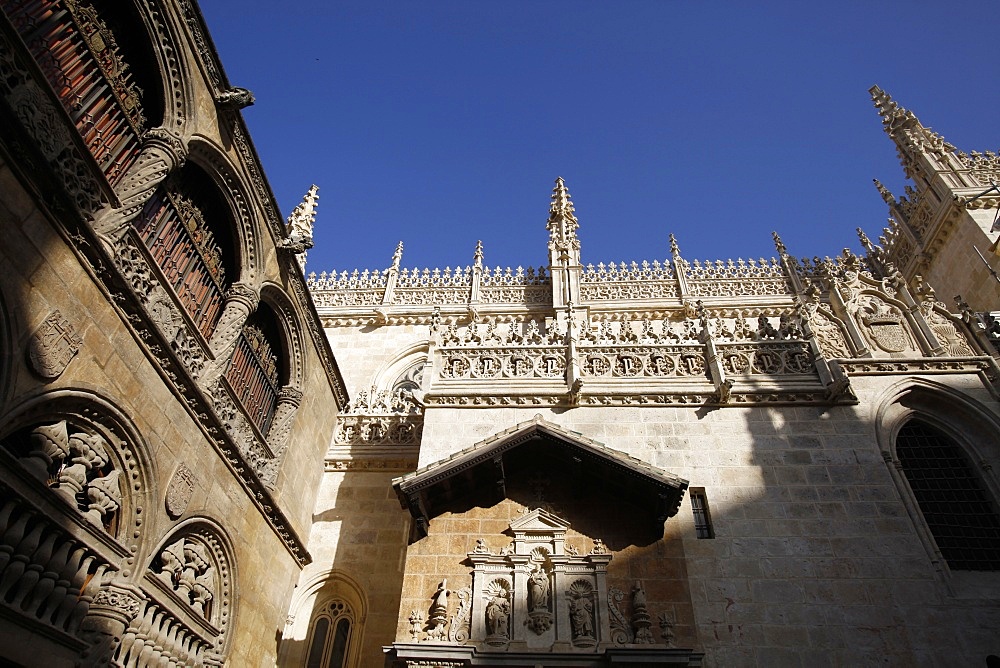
[93,128,187,241]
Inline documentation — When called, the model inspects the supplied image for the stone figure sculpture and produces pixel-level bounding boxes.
[570,595,594,639]
[485,596,510,639]
[528,567,549,612]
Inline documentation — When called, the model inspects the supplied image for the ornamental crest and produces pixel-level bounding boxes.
[859,299,910,354]
[165,463,195,519]
[27,310,82,379]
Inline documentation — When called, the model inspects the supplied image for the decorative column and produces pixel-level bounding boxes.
[261,386,304,488]
[207,283,259,360]
[93,128,187,242]
[78,580,144,666]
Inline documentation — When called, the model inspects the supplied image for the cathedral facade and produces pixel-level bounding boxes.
[1,1,999,667]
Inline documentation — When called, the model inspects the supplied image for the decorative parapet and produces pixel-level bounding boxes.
[956,151,1000,190]
[684,257,790,298]
[580,261,677,301]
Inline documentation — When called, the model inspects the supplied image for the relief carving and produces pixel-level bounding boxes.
[27,310,82,380]
[165,463,195,519]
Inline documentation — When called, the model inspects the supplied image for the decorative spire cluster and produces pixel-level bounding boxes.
[547,177,580,253]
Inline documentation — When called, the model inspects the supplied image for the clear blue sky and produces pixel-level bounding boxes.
[200,1,1000,275]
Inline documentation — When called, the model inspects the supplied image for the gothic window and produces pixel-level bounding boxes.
[132,165,236,339]
[896,419,1000,571]
[225,305,283,436]
[2,0,163,184]
[305,599,353,668]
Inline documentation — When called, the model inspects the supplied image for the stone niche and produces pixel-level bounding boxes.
[467,508,611,652]
[387,417,703,666]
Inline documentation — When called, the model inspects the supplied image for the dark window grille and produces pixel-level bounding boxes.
[134,189,226,339]
[897,420,1000,571]
[691,488,714,539]
[3,0,144,185]
[225,323,280,436]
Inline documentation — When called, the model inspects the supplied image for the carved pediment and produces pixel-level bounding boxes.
[509,507,570,534]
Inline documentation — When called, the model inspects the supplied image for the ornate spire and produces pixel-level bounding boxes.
[286,184,319,245]
[473,240,484,269]
[771,231,787,257]
[391,241,404,270]
[869,85,954,164]
[873,179,896,207]
[546,177,579,253]
[668,233,681,258]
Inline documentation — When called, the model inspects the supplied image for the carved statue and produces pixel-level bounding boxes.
[485,596,510,639]
[569,595,594,639]
[527,567,549,612]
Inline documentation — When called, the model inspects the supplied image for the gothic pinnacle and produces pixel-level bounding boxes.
[286,184,319,241]
[473,240,484,268]
[771,231,787,256]
[873,179,897,207]
[391,241,404,269]
[669,233,681,258]
[547,177,579,248]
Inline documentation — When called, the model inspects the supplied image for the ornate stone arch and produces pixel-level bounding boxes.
[186,136,261,286]
[280,569,368,668]
[874,378,1000,585]
[371,341,430,398]
[138,516,237,662]
[0,387,156,568]
[259,283,306,391]
[133,0,191,132]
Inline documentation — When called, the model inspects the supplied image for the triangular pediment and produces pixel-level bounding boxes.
[509,507,571,533]
[392,415,688,538]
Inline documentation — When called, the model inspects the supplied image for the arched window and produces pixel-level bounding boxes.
[305,599,353,668]
[132,165,237,339]
[2,0,163,184]
[897,419,1000,571]
[224,304,284,436]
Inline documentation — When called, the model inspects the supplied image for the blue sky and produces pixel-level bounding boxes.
[200,1,1000,276]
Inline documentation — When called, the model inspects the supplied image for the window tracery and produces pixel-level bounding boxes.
[305,599,354,668]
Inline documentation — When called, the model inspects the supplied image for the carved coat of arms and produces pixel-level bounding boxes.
[27,310,82,379]
[165,463,195,519]
[859,299,910,354]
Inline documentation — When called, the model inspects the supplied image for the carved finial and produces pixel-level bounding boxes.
[547,177,579,251]
[771,231,787,256]
[473,240,484,269]
[669,233,681,258]
[873,179,896,206]
[857,227,876,254]
[391,241,404,270]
